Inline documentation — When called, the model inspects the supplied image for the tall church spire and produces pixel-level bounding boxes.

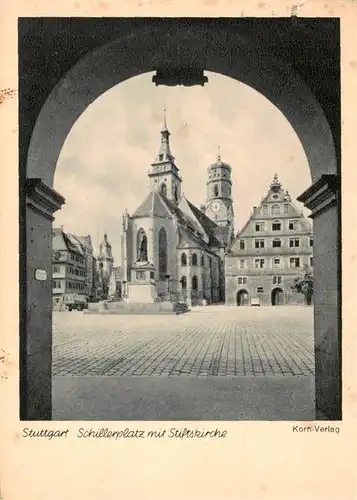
[149,111,182,203]
[155,109,174,163]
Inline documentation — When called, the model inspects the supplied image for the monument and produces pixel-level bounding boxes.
[127,229,157,303]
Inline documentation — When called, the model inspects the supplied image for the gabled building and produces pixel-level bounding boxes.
[120,114,235,305]
[52,227,87,308]
[225,174,313,306]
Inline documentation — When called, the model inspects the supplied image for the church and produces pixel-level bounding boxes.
[120,115,235,306]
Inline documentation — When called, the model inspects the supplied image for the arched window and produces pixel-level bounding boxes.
[158,227,167,279]
[192,275,198,290]
[174,185,178,202]
[214,184,219,197]
[181,253,187,266]
[272,220,282,231]
[137,228,148,261]
[192,253,198,266]
[201,255,205,266]
[181,276,187,289]
[272,238,282,248]
[160,183,167,197]
[272,204,281,215]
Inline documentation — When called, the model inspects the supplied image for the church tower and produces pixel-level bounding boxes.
[148,111,182,204]
[205,147,234,228]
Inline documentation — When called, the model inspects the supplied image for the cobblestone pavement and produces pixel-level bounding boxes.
[53,306,314,377]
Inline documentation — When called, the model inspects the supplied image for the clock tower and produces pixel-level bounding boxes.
[148,111,182,204]
[205,147,234,228]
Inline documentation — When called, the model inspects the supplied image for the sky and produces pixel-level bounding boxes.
[54,71,311,263]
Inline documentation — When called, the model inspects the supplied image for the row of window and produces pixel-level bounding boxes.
[68,267,85,277]
[239,256,313,269]
[181,253,211,267]
[240,236,313,250]
[69,252,85,265]
[251,237,312,249]
[261,203,289,216]
[238,276,283,285]
[180,275,199,290]
[53,280,86,290]
[255,220,304,232]
[53,265,86,277]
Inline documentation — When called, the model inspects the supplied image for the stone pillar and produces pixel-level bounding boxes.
[298,175,341,420]
[22,179,65,420]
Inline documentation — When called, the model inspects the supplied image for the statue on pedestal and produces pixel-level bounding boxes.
[137,229,148,262]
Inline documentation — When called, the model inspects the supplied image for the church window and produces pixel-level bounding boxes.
[272,220,281,231]
[192,275,198,290]
[214,184,219,197]
[240,240,245,250]
[272,238,282,248]
[181,253,187,266]
[174,185,178,202]
[289,237,300,248]
[181,276,187,289]
[272,204,281,215]
[201,255,205,266]
[192,253,198,266]
[160,183,167,197]
[255,238,265,249]
[289,220,299,230]
[158,227,167,279]
[255,222,265,232]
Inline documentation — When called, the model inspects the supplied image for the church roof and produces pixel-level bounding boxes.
[185,200,222,246]
[132,190,173,219]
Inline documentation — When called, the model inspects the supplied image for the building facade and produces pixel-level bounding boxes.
[120,115,234,305]
[225,174,313,306]
[52,228,87,309]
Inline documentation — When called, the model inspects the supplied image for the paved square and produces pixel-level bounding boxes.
[53,306,314,377]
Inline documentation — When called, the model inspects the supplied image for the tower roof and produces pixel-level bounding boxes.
[98,233,113,261]
[153,110,175,164]
[208,146,231,170]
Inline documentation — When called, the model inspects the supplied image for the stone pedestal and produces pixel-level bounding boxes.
[127,261,157,303]
[298,175,341,420]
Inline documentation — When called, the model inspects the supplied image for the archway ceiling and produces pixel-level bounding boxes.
[19,18,339,143]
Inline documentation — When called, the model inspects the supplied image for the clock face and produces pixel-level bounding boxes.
[211,201,221,213]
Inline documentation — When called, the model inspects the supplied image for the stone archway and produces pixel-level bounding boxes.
[271,288,284,306]
[237,290,249,306]
[21,19,340,420]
